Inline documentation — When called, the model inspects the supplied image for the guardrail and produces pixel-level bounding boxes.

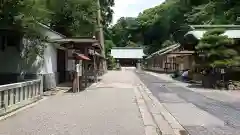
[0,79,43,116]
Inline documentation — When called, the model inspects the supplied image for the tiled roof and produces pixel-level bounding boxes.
[111,48,144,59]
[185,30,240,39]
[146,44,180,59]
[185,25,240,39]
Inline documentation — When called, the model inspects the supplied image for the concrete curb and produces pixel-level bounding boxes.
[88,82,100,89]
[134,72,189,135]
[134,87,161,135]
[87,75,106,89]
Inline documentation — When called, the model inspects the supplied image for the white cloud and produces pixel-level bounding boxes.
[112,0,164,24]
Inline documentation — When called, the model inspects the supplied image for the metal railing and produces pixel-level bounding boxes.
[0,79,43,116]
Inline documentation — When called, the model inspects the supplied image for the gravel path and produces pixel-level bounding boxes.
[0,71,145,135]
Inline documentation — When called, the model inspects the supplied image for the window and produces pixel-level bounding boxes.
[7,34,21,47]
[0,31,21,51]
[0,35,7,51]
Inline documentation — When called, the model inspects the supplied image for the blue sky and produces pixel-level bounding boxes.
[112,0,164,24]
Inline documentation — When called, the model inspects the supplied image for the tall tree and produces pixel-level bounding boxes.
[108,0,240,54]
[110,17,139,47]
[100,0,115,26]
[46,0,98,36]
[45,0,115,36]
[196,29,240,67]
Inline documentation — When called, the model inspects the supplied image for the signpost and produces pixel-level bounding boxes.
[77,60,83,77]
[220,68,225,74]
[74,63,79,93]
[74,60,83,92]
[220,68,226,89]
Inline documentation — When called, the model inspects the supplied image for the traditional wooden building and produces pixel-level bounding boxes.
[0,20,106,116]
[51,37,104,92]
[183,25,240,87]
[111,47,145,69]
[183,25,240,73]
[146,25,240,74]
[0,22,68,90]
[145,44,195,73]
[0,22,68,116]
[184,25,240,50]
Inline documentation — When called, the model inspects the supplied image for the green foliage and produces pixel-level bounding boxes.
[196,29,239,67]
[107,56,116,70]
[100,0,115,26]
[46,0,98,36]
[0,0,51,75]
[104,40,117,70]
[105,40,115,55]
[126,41,138,47]
[0,0,52,28]
[0,0,115,46]
[0,0,115,74]
[110,17,138,47]
[45,0,115,36]
[0,0,49,63]
[0,0,24,27]
[0,0,115,36]
[109,0,191,54]
[186,0,240,24]
[109,0,240,54]
[162,40,176,48]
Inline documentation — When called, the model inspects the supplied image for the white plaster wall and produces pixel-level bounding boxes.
[67,49,75,71]
[0,38,43,74]
[111,48,144,59]
[0,43,58,75]
[36,24,64,74]
[41,43,57,74]
[0,24,64,75]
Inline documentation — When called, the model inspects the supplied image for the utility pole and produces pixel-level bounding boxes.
[96,0,107,73]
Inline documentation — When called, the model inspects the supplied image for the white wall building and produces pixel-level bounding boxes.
[111,47,145,68]
[111,47,144,59]
[0,23,69,90]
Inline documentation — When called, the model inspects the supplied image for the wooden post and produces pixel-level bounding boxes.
[84,47,88,88]
[72,73,77,93]
[77,63,80,93]
[78,60,83,91]
[93,51,97,82]
[72,59,79,93]
[98,57,100,76]
[96,0,107,73]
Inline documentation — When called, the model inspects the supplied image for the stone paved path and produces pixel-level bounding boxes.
[136,71,240,135]
[0,71,145,135]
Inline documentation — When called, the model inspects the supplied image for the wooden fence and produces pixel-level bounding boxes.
[0,79,43,116]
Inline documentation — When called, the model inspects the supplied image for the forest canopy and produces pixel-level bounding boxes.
[109,0,240,54]
[0,0,115,37]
